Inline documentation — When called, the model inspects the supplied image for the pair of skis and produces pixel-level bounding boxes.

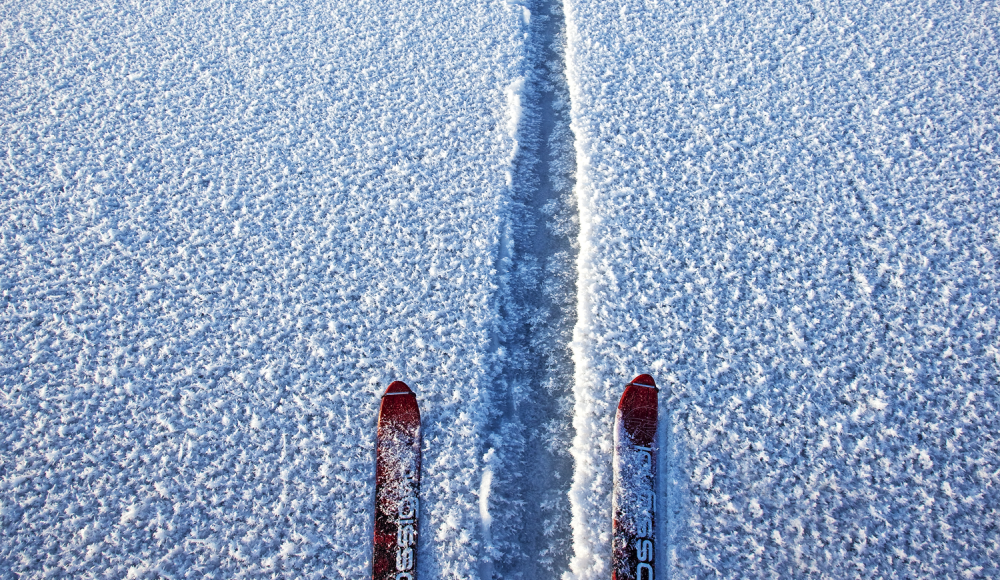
[372,375,659,580]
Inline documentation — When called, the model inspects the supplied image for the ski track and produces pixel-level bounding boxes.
[564,0,1000,578]
[0,0,532,577]
[486,0,579,577]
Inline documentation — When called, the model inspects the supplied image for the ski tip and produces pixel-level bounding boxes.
[383,381,414,396]
[618,374,659,418]
[629,374,657,389]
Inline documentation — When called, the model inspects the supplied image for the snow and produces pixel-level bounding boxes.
[3,0,999,576]
[0,0,532,576]
[564,0,1000,578]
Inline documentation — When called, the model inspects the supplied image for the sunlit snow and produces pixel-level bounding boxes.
[0,0,530,576]
[565,0,1000,577]
[2,0,999,577]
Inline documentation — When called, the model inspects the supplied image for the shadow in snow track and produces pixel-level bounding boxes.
[483,0,579,577]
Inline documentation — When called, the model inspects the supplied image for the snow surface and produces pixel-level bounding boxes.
[4,0,1000,577]
[564,0,1000,578]
[0,0,534,576]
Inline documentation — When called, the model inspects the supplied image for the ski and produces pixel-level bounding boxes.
[373,381,422,580]
[612,374,658,580]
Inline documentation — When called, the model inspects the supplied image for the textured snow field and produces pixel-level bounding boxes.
[4,0,1000,577]
[565,0,1000,578]
[0,0,532,576]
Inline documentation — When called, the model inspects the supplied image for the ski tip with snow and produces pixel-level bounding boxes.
[373,381,422,580]
[612,374,658,580]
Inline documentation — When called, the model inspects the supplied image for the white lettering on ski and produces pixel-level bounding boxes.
[633,444,654,578]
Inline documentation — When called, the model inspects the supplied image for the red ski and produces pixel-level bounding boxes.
[612,374,658,580]
[373,381,422,580]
